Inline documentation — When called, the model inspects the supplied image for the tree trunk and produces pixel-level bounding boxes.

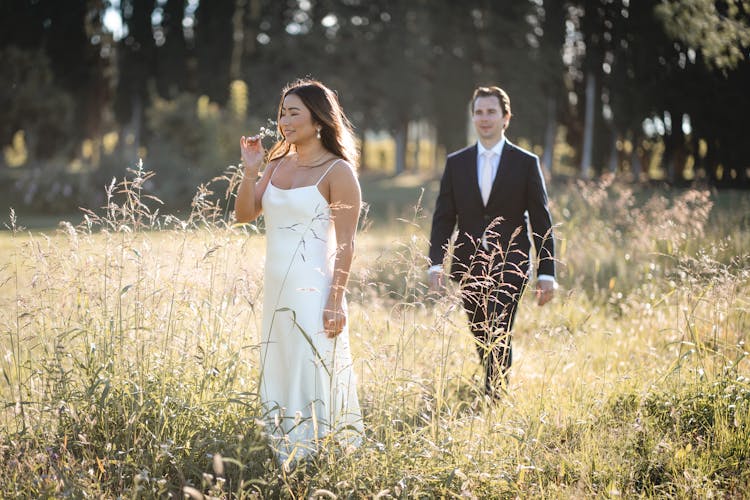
[608,129,618,174]
[433,126,443,176]
[157,0,187,97]
[411,121,422,173]
[580,71,596,179]
[195,0,235,105]
[229,0,245,81]
[394,120,407,175]
[630,133,642,181]
[120,94,142,164]
[542,95,556,175]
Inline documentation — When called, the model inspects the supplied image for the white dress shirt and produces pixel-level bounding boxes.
[477,139,505,192]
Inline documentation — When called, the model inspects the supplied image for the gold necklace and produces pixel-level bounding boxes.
[295,151,330,168]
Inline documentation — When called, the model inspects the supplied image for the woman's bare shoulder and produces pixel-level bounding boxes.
[328,158,357,179]
[326,158,360,202]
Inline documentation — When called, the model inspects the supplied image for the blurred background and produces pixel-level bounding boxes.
[1,0,749,216]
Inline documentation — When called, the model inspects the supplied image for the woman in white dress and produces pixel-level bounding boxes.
[235,79,363,464]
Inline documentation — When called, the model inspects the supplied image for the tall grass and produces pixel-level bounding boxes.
[1,166,748,498]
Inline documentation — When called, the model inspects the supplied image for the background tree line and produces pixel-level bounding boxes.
[1,0,749,212]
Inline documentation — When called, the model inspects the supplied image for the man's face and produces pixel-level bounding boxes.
[472,95,507,144]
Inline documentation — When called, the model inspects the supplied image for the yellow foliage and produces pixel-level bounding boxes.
[103,132,119,155]
[196,95,219,120]
[68,158,84,173]
[3,130,28,167]
[684,155,695,180]
[81,139,94,160]
[229,80,248,121]
[698,139,708,158]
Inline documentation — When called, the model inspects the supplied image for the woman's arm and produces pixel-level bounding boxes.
[235,135,275,223]
[323,162,361,338]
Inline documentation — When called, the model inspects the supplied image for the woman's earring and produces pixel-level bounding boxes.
[316,128,321,139]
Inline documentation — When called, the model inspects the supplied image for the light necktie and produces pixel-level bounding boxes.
[480,151,494,206]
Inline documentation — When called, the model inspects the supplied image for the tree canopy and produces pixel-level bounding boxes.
[1,0,749,208]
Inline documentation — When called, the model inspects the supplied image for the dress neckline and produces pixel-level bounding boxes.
[267,182,329,206]
[268,182,318,192]
[268,158,342,192]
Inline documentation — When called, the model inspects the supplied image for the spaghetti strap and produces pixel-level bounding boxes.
[269,156,287,182]
[315,159,344,186]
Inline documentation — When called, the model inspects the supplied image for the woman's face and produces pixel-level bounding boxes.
[279,93,318,145]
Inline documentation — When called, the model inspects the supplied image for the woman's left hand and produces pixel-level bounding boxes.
[323,301,346,338]
[240,135,265,174]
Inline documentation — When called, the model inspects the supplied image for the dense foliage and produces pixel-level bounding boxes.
[1,1,749,205]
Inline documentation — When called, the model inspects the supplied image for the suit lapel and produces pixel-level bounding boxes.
[464,144,482,204]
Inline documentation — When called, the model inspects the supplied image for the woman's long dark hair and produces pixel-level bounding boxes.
[268,78,359,169]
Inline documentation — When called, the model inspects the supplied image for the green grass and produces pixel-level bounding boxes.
[1,169,749,497]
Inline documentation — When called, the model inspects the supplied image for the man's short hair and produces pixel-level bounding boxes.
[471,86,512,118]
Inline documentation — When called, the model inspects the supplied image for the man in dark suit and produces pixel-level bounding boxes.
[428,86,556,398]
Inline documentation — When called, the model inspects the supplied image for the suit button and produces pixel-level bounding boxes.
[483,215,491,222]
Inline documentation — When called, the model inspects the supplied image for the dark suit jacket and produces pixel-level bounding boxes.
[429,140,555,283]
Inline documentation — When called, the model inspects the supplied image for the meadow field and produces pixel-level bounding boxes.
[1,169,749,498]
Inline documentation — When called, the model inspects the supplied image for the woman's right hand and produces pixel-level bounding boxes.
[240,135,265,175]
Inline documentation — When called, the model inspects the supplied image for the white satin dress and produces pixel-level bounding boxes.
[259,159,363,463]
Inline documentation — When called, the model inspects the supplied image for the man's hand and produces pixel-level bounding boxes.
[535,279,555,306]
[428,268,445,293]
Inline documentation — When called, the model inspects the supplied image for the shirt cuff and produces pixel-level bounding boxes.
[428,265,443,274]
[537,274,558,288]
